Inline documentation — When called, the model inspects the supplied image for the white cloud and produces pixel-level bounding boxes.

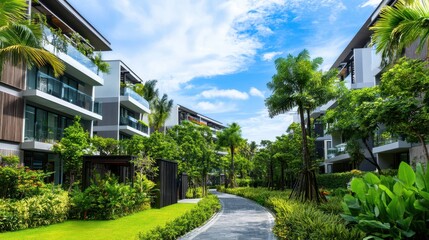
[195,101,237,114]
[200,88,249,100]
[236,108,294,143]
[249,87,264,98]
[262,51,283,61]
[360,0,382,8]
[307,36,350,71]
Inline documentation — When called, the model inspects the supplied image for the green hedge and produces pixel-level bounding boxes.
[224,187,364,240]
[138,194,221,240]
[317,171,362,189]
[0,190,69,232]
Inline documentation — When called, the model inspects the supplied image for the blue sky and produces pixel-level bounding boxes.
[69,0,381,143]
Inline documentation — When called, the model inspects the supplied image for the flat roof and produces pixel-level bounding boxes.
[37,0,111,51]
[106,60,143,83]
[177,104,224,126]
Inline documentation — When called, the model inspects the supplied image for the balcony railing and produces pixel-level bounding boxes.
[326,143,347,159]
[25,125,64,144]
[374,130,403,147]
[120,115,149,134]
[43,26,99,74]
[29,72,94,111]
[120,87,150,109]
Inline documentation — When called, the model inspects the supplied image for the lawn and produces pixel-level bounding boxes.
[0,203,196,240]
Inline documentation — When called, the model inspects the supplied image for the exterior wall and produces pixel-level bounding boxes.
[0,92,24,143]
[409,144,429,168]
[1,62,26,90]
[165,105,179,127]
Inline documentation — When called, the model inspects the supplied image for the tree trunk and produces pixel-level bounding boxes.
[417,135,429,162]
[289,106,325,202]
[362,138,382,172]
[229,145,236,188]
[306,108,312,138]
[268,159,274,190]
[280,160,285,190]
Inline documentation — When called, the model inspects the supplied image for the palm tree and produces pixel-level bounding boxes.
[0,0,65,76]
[133,79,159,104]
[150,93,173,132]
[91,52,110,74]
[265,49,326,202]
[217,122,244,188]
[370,0,429,66]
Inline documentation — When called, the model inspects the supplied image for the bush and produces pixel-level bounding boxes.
[317,171,362,189]
[270,197,365,239]
[0,166,51,199]
[236,177,251,187]
[138,194,221,240]
[0,188,69,232]
[222,187,364,239]
[342,162,429,239]
[186,187,203,198]
[69,173,155,220]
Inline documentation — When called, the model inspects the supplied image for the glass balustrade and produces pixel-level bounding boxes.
[29,72,94,111]
[120,115,149,134]
[121,87,150,109]
[326,143,348,159]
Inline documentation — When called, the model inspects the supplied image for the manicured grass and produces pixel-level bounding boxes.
[0,203,196,240]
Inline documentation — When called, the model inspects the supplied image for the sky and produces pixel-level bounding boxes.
[69,0,382,143]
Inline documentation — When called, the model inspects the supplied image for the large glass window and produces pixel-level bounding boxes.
[25,106,35,141]
[36,108,48,142]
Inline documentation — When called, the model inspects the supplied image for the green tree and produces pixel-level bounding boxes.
[324,86,382,172]
[0,0,65,76]
[217,122,244,188]
[370,0,429,66]
[90,136,119,155]
[91,52,110,74]
[377,58,429,161]
[265,49,327,202]
[132,79,159,104]
[52,116,90,190]
[150,93,173,133]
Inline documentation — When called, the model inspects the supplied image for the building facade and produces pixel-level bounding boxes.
[0,0,111,183]
[94,60,151,140]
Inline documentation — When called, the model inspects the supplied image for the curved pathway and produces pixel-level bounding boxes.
[181,190,276,240]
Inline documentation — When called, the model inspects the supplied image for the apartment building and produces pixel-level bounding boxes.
[0,0,111,183]
[312,0,421,173]
[94,60,151,140]
[165,104,225,138]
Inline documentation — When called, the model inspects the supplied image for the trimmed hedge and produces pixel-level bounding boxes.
[224,187,365,240]
[317,171,362,189]
[0,190,69,232]
[138,194,221,240]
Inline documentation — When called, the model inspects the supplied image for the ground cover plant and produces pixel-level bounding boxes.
[138,194,221,240]
[0,203,196,240]
[223,187,364,239]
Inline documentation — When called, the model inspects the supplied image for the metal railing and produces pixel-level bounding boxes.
[29,72,94,111]
[326,143,347,159]
[121,87,150,110]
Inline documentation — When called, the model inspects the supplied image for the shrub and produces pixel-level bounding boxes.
[0,166,51,199]
[222,187,364,239]
[341,162,429,239]
[69,173,154,220]
[0,188,69,232]
[186,187,203,198]
[138,194,221,240]
[317,171,362,189]
[236,177,251,187]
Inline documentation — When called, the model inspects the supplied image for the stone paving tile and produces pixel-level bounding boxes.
[181,190,276,240]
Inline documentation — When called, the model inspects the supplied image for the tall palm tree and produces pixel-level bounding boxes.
[0,0,65,76]
[265,49,326,202]
[149,93,173,132]
[217,122,243,188]
[370,0,429,66]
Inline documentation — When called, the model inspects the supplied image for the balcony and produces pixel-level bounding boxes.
[373,130,411,154]
[21,125,64,152]
[326,143,350,162]
[119,115,149,137]
[24,72,102,121]
[43,27,103,86]
[120,87,151,114]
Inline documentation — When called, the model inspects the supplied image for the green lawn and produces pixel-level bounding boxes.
[0,203,196,240]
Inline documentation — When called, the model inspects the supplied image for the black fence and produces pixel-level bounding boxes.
[178,173,188,200]
[154,159,178,208]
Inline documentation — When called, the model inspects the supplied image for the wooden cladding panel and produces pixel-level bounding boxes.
[0,92,24,142]
[0,61,25,90]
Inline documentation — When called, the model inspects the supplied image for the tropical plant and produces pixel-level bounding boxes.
[132,79,159,104]
[91,52,110,74]
[0,0,65,76]
[265,49,328,202]
[52,116,90,190]
[342,162,429,239]
[150,93,173,132]
[217,122,244,188]
[370,0,429,66]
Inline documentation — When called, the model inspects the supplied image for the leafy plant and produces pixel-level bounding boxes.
[341,162,429,239]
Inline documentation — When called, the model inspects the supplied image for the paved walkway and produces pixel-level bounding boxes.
[181,190,276,240]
